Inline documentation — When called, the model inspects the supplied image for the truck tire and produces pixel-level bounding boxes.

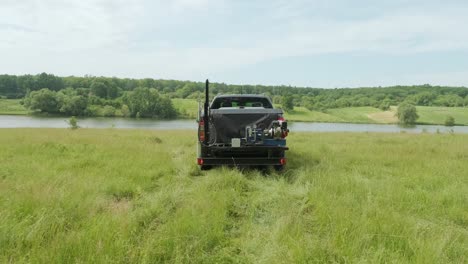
[273,165,284,171]
[200,165,212,171]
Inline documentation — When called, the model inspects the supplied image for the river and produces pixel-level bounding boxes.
[1,115,467,133]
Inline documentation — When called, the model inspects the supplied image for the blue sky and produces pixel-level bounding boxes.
[1,0,468,87]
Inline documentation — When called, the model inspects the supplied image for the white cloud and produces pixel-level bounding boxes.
[1,0,146,50]
[139,5,468,75]
[171,0,213,9]
[1,0,468,86]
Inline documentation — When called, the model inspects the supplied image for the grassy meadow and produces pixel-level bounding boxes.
[0,129,467,263]
[417,106,468,125]
[0,99,28,115]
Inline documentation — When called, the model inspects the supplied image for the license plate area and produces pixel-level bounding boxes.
[231,138,241,148]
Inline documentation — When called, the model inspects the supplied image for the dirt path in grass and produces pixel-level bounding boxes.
[367,110,398,123]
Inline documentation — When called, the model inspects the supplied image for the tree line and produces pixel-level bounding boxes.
[0,73,177,118]
[21,87,176,118]
[1,73,468,118]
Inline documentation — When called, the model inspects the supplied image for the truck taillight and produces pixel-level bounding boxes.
[197,158,204,165]
[199,120,205,142]
[280,158,286,165]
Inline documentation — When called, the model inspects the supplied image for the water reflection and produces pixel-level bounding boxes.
[290,122,467,134]
[1,115,467,134]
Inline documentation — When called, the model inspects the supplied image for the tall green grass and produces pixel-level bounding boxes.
[1,129,467,262]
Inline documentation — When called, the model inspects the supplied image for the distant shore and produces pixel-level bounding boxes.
[1,98,468,126]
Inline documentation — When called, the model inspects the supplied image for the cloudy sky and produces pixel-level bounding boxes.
[1,0,468,87]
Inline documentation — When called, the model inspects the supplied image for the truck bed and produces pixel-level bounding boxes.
[209,108,282,144]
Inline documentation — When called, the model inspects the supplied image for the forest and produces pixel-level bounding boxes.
[1,73,468,117]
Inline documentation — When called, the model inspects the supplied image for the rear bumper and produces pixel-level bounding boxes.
[207,145,288,151]
[198,157,286,166]
[198,145,288,166]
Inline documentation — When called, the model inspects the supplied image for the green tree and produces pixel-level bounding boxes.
[34,73,64,91]
[0,75,19,98]
[272,95,282,104]
[16,75,35,97]
[379,99,391,111]
[413,92,436,106]
[121,104,130,117]
[106,85,119,99]
[282,95,294,112]
[59,95,87,115]
[85,105,100,116]
[396,103,419,125]
[123,87,176,118]
[90,81,108,98]
[434,94,464,107]
[158,96,177,118]
[102,105,116,117]
[445,116,455,126]
[68,116,79,129]
[335,97,351,108]
[23,88,60,113]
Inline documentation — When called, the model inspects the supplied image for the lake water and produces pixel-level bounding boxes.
[1,115,467,134]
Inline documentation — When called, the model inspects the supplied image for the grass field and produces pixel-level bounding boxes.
[326,107,380,123]
[0,99,28,115]
[278,106,344,123]
[417,106,468,125]
[0,129,467,263]
[172,98,199,119]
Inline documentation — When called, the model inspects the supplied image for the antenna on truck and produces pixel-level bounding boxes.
[204,79,210,144]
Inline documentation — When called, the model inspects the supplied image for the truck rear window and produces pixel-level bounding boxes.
[211,97,273,109]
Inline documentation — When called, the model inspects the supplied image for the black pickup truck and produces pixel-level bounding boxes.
[197,80,289,170]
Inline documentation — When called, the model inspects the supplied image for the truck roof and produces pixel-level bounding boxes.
[213,94,270,99]
[210,94,274,109]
